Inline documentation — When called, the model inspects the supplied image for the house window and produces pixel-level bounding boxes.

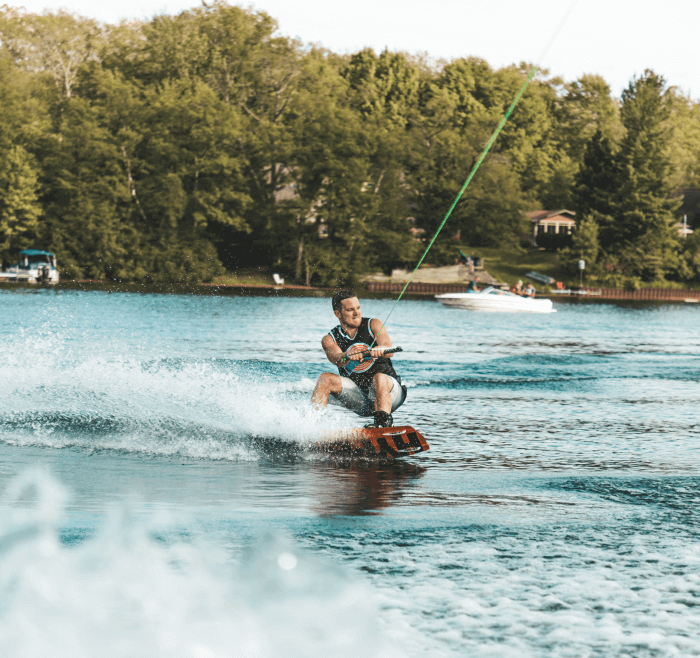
[546,225,556,234]
[537,224,546,235]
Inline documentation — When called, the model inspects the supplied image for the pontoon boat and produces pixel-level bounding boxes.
[0,249,59,284]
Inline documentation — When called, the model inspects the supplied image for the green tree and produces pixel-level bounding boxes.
[664,90,700,191]
[0,145,41,257]
[574,130,618,250]
[282,67,384,285]
[545,74,623,211]
[0,49,45,263]
[680,233,700,282]
[613,70,680,280]
[430,59,577,212]
[0,7,102,99]
[570,216,599,264]
[343,48,421,128]
[572,72,682,282]
[405,60,529,248]
[37,92,132,280]
[555,74,623,164]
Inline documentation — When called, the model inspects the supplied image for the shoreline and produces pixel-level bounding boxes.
[2,279,699,304]
[366,281,700,303]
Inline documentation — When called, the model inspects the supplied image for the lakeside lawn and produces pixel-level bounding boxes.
[430,246,700,290]
[216,249,573,290]
[413,244,574,288]
[455,246,569,287]
[211,269,278,287]
[217,246,700,291]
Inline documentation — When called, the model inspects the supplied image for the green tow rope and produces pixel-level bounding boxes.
[365,0,579,349]
[369,66,538,347]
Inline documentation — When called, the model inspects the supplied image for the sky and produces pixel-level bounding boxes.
[5,0,700,100]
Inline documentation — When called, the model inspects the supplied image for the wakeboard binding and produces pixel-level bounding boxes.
[364,410,393,429]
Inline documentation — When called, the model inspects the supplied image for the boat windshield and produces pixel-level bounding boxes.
[20,254,53,268]
[482,287,522,297]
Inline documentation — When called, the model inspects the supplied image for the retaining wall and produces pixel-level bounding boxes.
[366,281,700,301]
[367,282,469,294]
[580,287,700,301]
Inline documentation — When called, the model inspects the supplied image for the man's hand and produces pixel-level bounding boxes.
[345,346,387,362]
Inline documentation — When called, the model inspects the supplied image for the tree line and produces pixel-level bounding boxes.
[1,2,699,285]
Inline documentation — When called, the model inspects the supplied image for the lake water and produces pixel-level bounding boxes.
[1,288,699,657]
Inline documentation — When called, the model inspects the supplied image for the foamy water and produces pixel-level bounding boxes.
[1,288,700,656]
[0,470,403,658]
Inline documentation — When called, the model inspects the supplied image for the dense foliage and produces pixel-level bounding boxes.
[1,3,699,285]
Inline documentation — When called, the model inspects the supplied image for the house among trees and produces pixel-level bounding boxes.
[273,175,329,238]
[528,210,576,246]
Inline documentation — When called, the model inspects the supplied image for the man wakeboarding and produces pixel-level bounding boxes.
[311,290,407,428]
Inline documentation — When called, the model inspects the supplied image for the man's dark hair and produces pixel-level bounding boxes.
[332,289,357,312]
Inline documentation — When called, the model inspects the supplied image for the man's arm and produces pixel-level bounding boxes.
[322,334,347,367]
[370,319,393,357]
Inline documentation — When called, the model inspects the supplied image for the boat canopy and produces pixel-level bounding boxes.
[20,249,55,257]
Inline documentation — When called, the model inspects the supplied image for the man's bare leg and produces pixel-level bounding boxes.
[372,373,393,414]
[311,372,343,410]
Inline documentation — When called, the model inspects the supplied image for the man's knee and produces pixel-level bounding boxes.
[317,372,342,394]
[372,372,392,393]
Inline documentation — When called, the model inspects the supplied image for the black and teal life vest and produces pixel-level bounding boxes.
[329,317,399,392]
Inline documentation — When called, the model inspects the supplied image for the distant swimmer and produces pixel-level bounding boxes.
[311,290,407,428]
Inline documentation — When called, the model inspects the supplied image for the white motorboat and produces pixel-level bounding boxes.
[435,287,555,313]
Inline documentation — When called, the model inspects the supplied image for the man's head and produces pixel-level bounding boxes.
[475,276,480,282]
[332,289,361,327]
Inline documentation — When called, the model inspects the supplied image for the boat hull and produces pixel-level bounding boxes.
[435,293,554,313]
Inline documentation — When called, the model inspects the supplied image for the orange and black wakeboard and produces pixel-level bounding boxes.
[316,426,430,459]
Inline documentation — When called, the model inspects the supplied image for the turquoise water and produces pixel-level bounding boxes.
[1,288,700,657]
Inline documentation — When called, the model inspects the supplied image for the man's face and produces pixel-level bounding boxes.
[335,297,362,328]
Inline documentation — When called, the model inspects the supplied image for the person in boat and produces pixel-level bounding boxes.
[311,290,407,428]
[467,276,480,292]
[524,283,536,297]
[512,279,523,295]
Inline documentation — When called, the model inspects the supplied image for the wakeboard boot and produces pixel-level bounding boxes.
[364,410,394,429]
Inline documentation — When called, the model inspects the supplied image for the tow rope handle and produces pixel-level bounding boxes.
[341,346,403,364]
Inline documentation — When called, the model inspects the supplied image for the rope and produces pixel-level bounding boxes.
[368,66,536,347]
[369,0,578,349]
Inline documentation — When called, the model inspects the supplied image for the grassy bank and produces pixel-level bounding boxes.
[435,245,700,290]
[412,244,573,288]
[459,246,569,287]
[195,250,700,291]
[211,269,278,287]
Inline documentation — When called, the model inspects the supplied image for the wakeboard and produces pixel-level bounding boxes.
[315,426,430,459]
